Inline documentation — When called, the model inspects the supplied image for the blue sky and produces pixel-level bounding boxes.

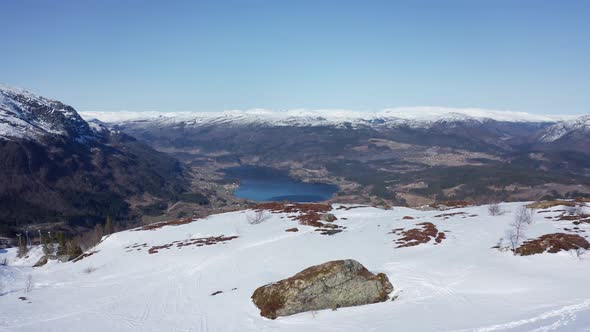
[1,0,588,114]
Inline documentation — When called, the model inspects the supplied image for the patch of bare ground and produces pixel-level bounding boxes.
[335,205,367,211]
[434,212,468,219]
[124,243,149,252]
[526,200,576,209]
[135,217,194,231]
[391,222,446,248]
[402,216,415,220]
[253,202,346,235]
[148,235,238,254]
[557,214,590,221]
[430,200,472,210]
[72,250,99,263]
[285,228,299,232]
[515,233,590,255]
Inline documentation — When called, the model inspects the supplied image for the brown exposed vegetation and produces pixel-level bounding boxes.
[402,216,415,220]
[148,235,239,254]
[72,250,99,263]
[135,217,195,231]
[253,202,345,235]
[557,214,590,221]
[431,200,472,210]
[434,212,468,219]
[391,222,446,248]
[526,200,576,209]
[515,233,590,255]
[335,205,367,211]
[285,228,299,232]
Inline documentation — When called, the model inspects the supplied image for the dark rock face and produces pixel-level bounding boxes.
[252,259,393,319]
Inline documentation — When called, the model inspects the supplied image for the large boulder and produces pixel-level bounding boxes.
[252,259,393,319]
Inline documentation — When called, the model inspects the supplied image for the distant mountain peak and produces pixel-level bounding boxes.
[0,83,95,142]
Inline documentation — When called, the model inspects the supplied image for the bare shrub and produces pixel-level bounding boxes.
[507,206,532,253]
[566,205,583,216]
[517,206,533,225]
[83,266,97,274]
[488,203,502,216]
[24,275,33,294]
[247,210,271,225]
[574,247,587,260]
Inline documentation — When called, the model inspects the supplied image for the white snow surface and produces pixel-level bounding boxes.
[79,107,581,129]
[2,202,590,331]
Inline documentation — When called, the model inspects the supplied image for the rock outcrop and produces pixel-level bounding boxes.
[251,259,393,319]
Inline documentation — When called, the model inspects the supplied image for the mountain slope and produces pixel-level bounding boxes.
[0,85,191,235]
[1,202,590,331]
[82,109,590,205]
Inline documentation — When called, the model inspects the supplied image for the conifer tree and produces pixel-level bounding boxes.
[104,216,114,235]
[67,240,83,259]
[56,232,67,256]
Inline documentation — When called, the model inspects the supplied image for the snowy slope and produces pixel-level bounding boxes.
[0,84,96,142]
[80,107,578,129]
[538,115,590,143]
[1,202,590,331]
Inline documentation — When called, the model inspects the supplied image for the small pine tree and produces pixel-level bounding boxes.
[104,216,114,235]
[67,240,83,259]
[42,234,52,255]
[56,232,67,256]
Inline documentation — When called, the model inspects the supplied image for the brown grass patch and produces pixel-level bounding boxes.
[434,212,468,219]
[402,216,415,220]
[285,228,299,232]
[431,200,472,210]
[253,202,345,235]
[557,214,590,221]
[148,235,238,254]
[392,222,445,248]
[135,217,194,231]
[336,205,367,211]
[515,233,590,255]
[526,200,576,209]
[72,250,99,263]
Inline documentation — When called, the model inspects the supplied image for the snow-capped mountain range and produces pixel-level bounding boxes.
[79,107,581,130]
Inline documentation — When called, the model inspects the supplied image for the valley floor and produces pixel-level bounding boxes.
[1,202,590,331]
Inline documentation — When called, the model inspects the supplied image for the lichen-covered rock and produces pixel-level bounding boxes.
[251,259,393,319]
[320,213,337,222]
[33,256,48,267]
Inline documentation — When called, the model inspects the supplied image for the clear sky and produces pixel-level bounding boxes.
[1,0,588,114]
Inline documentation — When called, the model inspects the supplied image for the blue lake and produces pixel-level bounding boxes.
[223,166,338,202]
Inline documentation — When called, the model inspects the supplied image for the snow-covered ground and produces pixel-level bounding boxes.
[1,202,590,332]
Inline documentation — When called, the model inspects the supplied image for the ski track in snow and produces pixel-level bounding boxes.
[455,299,590,332]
